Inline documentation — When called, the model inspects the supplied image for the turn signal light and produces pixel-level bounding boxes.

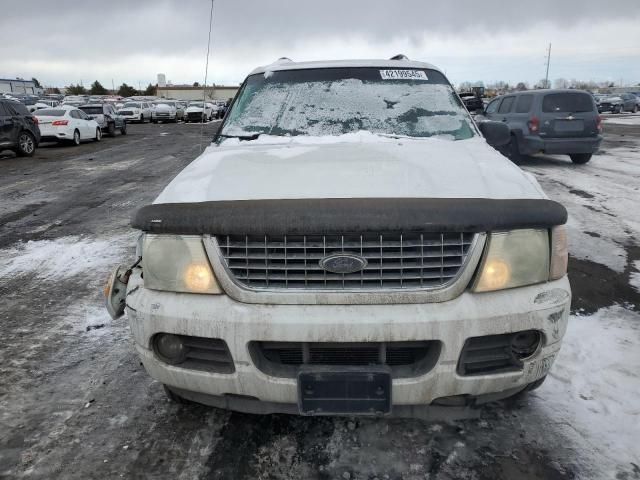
[596,115,603,133]
[528,116,540,133]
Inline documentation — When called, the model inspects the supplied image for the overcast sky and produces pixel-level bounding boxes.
[1,0,639,89]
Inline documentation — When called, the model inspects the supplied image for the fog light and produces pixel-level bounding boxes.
[155,334,187,364]
[511,330,541,359]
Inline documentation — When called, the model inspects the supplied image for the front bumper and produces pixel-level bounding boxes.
[520,134,602,155]
[125,268,570,413]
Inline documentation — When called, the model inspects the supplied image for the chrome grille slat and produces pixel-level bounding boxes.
[218,232,476,291]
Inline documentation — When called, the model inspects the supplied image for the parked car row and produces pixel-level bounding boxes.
[0,98,127,158]
[595,92,639,114]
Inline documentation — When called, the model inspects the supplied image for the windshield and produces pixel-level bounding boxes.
[542,93,594,113]
[123,102,141,108]
[80,106,104,114]
[188,102,205,107]
[35,109,65,116]
[220,67,475,141]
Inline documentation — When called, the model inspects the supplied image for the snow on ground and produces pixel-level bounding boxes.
[0,235,132,281]
[603,115,640,126]
[539,306,640,478]
[524,145,640,273]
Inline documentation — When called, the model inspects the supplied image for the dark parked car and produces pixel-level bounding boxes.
[598,93,638,114]
[459,92,484,112]
[79,103,127,136]
[0,99,41,156]
[483,89,602,164]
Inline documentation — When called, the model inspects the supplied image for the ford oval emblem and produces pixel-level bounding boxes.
[319,253,368,274]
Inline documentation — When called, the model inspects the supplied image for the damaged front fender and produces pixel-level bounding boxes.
[105,264,131,320]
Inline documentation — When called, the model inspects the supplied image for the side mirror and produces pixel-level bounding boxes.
[478,121,510,147]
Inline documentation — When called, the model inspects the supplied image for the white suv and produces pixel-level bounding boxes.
[106,57,570,418]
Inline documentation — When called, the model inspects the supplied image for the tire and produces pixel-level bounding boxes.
[570,153,592,164]
[614,105,622,114]
[633,105,638,114]
[71,129,81,146]
[152,119,158,124]
[525,375,547,392]
[163,385,191,405]
[94,128,102,142]
[120,123,127,135]
[107,122,116,137]
[501,134,523,163]
[16,131,36,157]
[140,115,144,123]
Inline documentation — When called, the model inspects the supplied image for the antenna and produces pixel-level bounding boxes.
[200,0,215,153]
[544,43,552,89]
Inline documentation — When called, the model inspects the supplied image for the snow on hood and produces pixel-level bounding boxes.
[155,103,175,111]
[153,132,546,204]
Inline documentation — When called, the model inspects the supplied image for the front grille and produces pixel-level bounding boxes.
[217,232,475,290]
[119,110,133,115]
[251,341,441,378]
[187,112,202,119]
[153,334,235,373]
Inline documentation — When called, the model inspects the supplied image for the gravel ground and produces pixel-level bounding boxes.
[0,120,638,480]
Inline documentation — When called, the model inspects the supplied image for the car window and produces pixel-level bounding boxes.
[34,109,65,116]
[124,103,141,108]
[542,92,594,113]
[70,110,80,119]
[80,106,104,115]
[7,102,30,116]
[485,99,501,114]
[515,95,533,113]
[497,96,515,114]
[222,67,476,140]
[78,110,90,120]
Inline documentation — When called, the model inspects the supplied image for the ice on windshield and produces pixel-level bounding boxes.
[223,79,474,140]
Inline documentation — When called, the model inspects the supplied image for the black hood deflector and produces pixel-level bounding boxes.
[132,198,567,235]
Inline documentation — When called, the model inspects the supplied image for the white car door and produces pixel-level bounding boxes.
[69,110,84,138]
[76,109,94,137]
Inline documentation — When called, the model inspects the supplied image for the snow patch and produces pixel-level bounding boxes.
[603,115,640,126]
[0,236,129,281]
[539,306,640,477]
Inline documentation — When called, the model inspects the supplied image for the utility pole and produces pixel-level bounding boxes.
[112,78,115,94]
[544,43,552,89]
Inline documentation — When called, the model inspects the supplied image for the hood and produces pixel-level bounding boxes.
[155,104,175,112]
[153,132,546,205]
[185,106,204,113]
[603,96,622,102]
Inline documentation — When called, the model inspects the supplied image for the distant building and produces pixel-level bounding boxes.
[157,73,166,88]
[0,78,41,95]
[156,84,239,102]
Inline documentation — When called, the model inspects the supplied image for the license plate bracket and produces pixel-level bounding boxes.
[297,366,392,416]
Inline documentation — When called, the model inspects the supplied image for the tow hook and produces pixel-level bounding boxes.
[105,257,141,320]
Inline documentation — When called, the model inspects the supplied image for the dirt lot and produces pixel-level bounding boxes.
[0,120,638,480]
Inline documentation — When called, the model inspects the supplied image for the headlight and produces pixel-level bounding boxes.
[141,234,222,294]
[549,225,568,280]
[473,229,550,292]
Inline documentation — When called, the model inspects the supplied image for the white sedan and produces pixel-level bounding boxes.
[34,106,102,145]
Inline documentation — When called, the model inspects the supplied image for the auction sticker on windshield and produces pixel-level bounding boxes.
[380,70,428,80]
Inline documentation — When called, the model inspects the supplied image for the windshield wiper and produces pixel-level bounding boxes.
[216,133,263,141]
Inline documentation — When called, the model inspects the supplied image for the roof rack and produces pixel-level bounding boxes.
[277,57,293,62]
[390,54,409,61]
